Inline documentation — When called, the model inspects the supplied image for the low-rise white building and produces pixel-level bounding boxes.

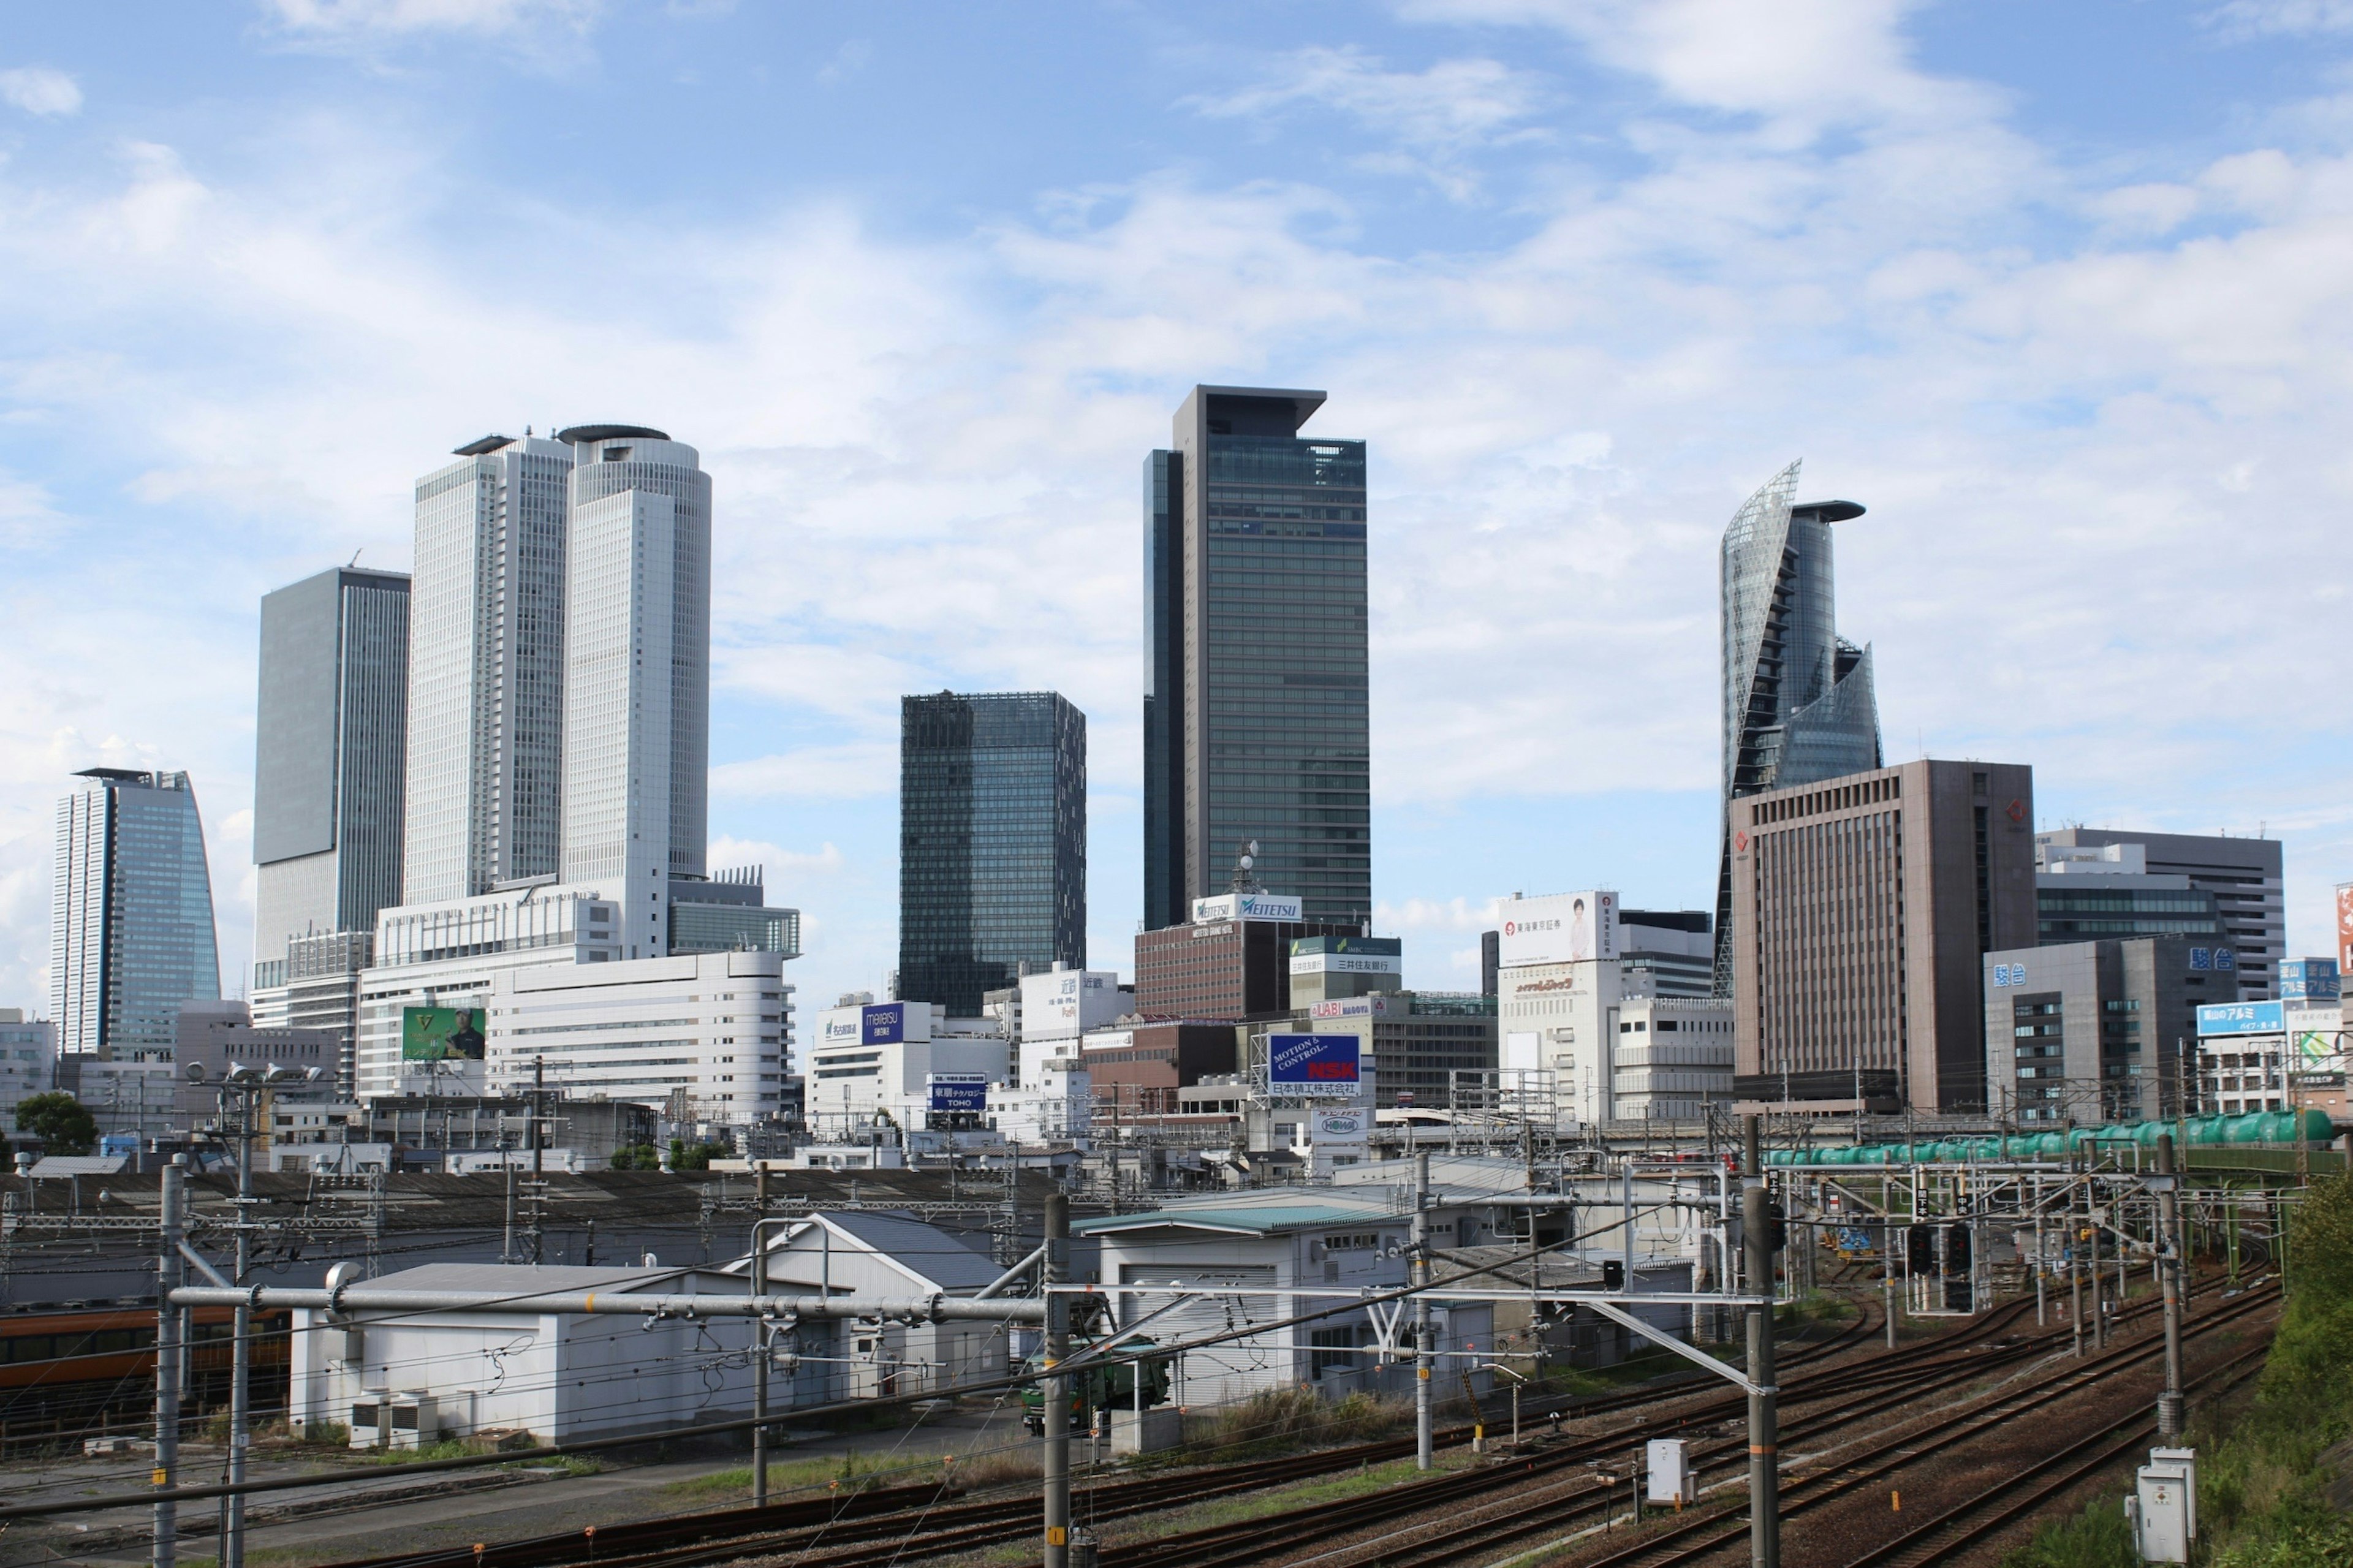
[355,884,625,1099]
[485,951,792,1124]
[1609,997,1736,1122]
[805,1000,1008,1131]
[1074,1189,1494,1409]
[289,1263,762,1444]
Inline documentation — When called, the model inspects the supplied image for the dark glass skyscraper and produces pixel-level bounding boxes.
[1715,460,1882,991]
[1143,386,1370,931]
[898,691,1085,1015]
[51,769,221,1058]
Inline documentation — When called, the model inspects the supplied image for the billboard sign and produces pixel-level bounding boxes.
[2197,1000,2286,1037]
[2340,884,2353,978]
[1268,1031,1361,1096]
[1310,1107,1370,1145]
[862,1002,906,1045]
[1309,996,1386,1021]
[1290,950,1403,976]
[401,1006,486,1062]
[2281,958,2343,1004]
[927,1074,990,1113]
[1192,892,1304,925]
[1495,890,1617,969]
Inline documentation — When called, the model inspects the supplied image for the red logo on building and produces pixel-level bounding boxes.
[2007,798,2026,824]
[1733,831,1749,852]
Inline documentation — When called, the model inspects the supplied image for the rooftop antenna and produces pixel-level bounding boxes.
[1229,839,1262,895]
[348,548,362,567]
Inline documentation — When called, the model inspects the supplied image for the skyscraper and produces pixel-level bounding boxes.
[1730,760,2037,1113]
[51,769,221,1059]
[403,433,573,904]
[899,691,1085,1016]
[1715,460,1881,991]
[252,565,410,985]
[1143,385,1370,930]
[558,424,712,958]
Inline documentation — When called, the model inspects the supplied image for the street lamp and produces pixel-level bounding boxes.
[1472,1360,1531,1449]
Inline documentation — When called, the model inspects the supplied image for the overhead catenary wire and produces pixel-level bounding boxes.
[4,1216,1664,1523]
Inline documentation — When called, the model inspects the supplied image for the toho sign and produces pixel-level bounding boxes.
[1192,892,1304,924]
[1268,1032,1361,1096]
[928,1074,989,1113]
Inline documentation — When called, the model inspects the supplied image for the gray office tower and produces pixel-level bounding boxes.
[403,432,574,904]
[51,770,221,1059]
[250,565,409,1093]
[1143,385,1370,931]
[253,566,409,980]
[1715,460,1881,991]
[899,692,1085,1017]
[2036,828,2284,1001]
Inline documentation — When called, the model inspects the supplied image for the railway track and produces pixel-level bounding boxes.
[1417,1284,2279,1568]
[1042,1274,2267,1568]
[298,1292,1895,1568]
[298,1270,2237,1568]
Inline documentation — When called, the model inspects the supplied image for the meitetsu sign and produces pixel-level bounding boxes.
[1192,892,1304,923]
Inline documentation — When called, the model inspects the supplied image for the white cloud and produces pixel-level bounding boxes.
[1397,0,2001,145]
[260,0,601,34]
[2203,1,2353,36]
[2,5,2352,1003]
[0,67,82,116]
[1190,47,1549,197]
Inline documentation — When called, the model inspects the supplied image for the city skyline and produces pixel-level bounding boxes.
[0,4,2349,1021]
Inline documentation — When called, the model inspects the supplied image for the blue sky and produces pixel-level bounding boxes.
[2,0,2350,1021]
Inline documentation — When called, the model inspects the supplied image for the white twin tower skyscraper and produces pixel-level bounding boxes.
[404,425,712,934]
[251,423,797,1115]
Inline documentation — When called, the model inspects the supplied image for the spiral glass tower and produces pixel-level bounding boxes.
[1714,460,1882,991]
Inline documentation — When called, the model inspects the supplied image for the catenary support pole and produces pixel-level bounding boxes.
[228,1094,254,1568]
[2089,1193,2105,1351]
[1743,1116,1779,1568]
[153,1156,184,1568]
[2156,1134,2186,1438]
[752,1166,770,1508]
[2034,1174,2046,1328]
[1042,1192,1070,1568]
[1414,1151,1433,1471]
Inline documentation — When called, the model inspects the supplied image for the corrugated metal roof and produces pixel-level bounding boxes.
[819,1211,1001,1290]
[1072,1204,1391,1237]
[363,1262,705,1293]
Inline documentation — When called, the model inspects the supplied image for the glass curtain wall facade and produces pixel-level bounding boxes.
[1715,460,1881,991]
[561,425,710,883]
[252,565,410,988]
[899,692,1085,1016]
[1145,386,1370,930]
[50,770,221,1058]
[403,433,572,904]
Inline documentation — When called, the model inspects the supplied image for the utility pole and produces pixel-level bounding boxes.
[2088,1187,2105,1351]
[752,1166,770,1508]
[227,1081,257,1568]
[153,1156,184,1568]
[1042,1192,1070,1568]
[1743,1115,1779,1568]
[2156,1134,2186,1439]
[530,1056,546,1265]
[1413,1151,1432,1471]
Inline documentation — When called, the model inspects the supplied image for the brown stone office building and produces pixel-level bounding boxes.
[1730,759,2037,1114]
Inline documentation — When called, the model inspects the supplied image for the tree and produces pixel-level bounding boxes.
[15,1092,99,1157]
